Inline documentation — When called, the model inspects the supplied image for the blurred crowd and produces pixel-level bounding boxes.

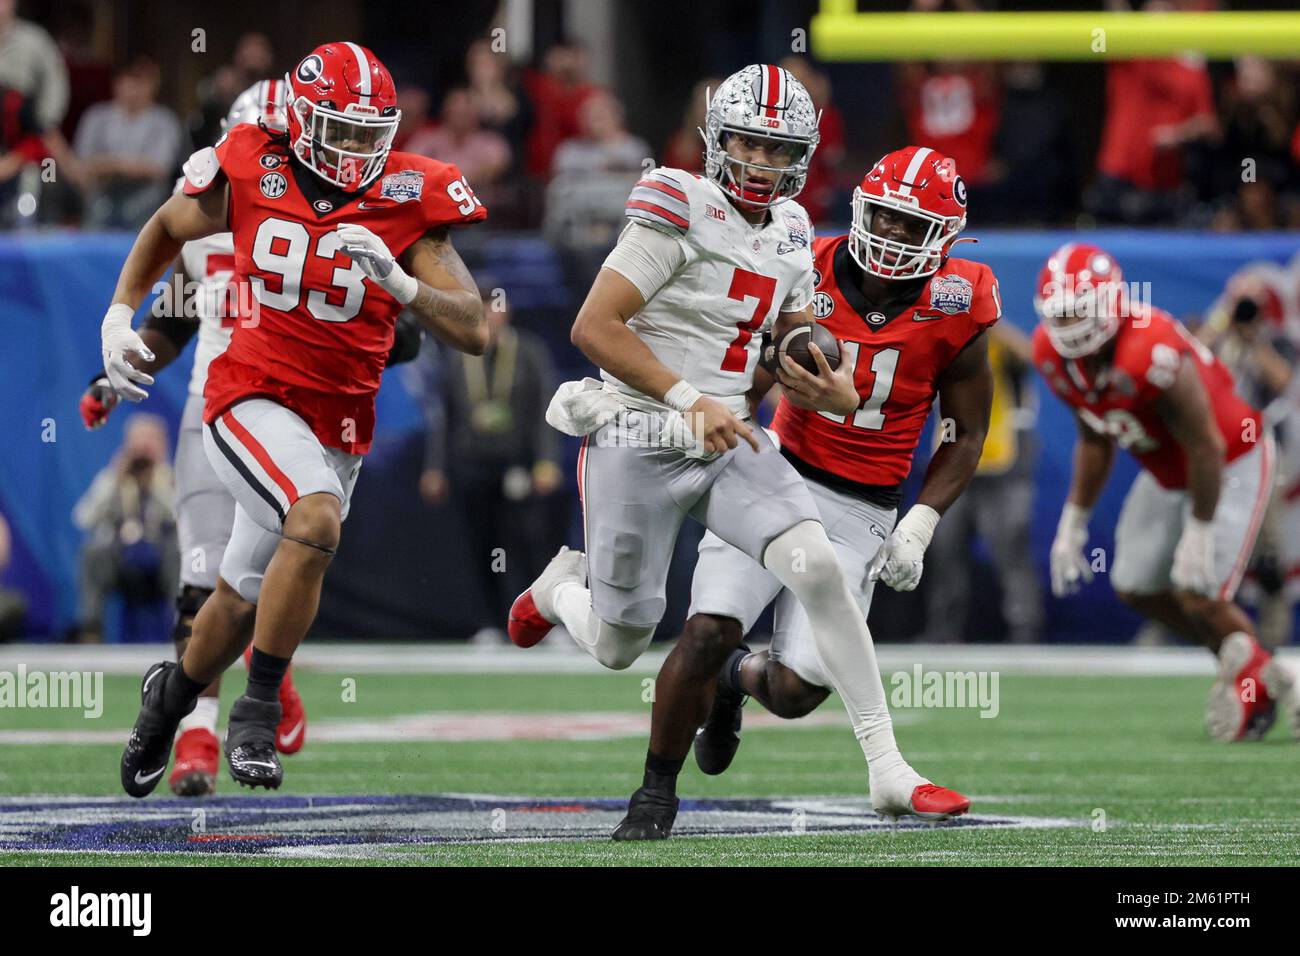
[1,2,1299,233]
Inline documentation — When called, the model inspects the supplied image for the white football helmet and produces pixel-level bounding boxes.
[222,78,288,132]
[701,64,820,210]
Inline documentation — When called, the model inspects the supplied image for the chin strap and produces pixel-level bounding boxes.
[950,237,979,248]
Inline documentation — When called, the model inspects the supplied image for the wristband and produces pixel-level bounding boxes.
[663,380,703,413]
[386,266,419,306]
[896,504,940,549]
[102,302,135,335]
[1058,502,1092,534]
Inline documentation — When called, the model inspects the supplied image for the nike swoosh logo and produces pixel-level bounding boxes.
[240,760,279,770]
[134,767,165,786]
[142,667,163,694]
[912,313,947,322]
[278,720,305,748]
[357,201,384,209]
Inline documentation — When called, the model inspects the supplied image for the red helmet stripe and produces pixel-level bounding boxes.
[344,41,372,107]
[763,64,781,118]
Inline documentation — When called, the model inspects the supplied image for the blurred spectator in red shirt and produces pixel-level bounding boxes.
[406,88,511,188]
[662,77,717,173]
[522,41,599,179]
[898,61,1001,186]
[1211,57,1299,231]
[0,0,68,133]
[780,56,846,225]
[1088,0,1219,224]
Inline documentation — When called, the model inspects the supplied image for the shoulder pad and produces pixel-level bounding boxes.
[625,168,690,237]
[182,146,221,194]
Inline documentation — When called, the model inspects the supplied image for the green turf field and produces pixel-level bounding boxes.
[1,662,1297,866]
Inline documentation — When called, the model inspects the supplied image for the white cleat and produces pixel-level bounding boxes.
[870,769,972,822]
[1262,655,1300,742]
[507,547,587,649]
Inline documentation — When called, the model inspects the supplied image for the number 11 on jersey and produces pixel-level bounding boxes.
[820,342,899,431]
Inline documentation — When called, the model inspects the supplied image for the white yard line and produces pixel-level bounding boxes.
[0,642,1246,677]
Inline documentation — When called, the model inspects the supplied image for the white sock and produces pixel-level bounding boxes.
[553,581,656,670]
[179,696,219,735]
[763,520,912,780]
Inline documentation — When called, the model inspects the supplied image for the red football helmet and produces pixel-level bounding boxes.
[285,42,400,190]
[1035,243,1127,358]
[849,146,968,280]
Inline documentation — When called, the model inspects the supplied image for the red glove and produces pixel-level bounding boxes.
[80,377,118,430]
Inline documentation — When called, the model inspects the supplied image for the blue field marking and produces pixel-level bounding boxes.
[0,795,1077,856]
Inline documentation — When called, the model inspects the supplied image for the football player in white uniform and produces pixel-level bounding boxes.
[508,65,970,838]
[81,80,421,794]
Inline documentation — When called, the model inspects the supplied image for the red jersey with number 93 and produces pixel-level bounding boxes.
[182,123,486,453]
[773,234,1001,486]
[1032,306,1260,489]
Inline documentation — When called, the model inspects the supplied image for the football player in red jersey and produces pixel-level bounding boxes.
[614,146,997,838]
[1033,243,1299,742]
[104,42,489,797]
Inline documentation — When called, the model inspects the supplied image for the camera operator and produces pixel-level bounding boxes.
[1199,272,1297,647]
[73,413,178,643]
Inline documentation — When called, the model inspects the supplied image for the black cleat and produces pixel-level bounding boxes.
[611,786,680,841]
[694,682,745,776]
[121,662,194,798]
[225,695,283,790]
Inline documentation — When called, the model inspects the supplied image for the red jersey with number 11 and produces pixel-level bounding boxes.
[181,122,487,453]
[773,235,1001,487]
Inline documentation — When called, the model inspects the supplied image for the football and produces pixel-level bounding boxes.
[775,322,841,375]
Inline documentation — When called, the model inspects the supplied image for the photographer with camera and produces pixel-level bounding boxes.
[1199,270,1298,648]
[73,413,178,643]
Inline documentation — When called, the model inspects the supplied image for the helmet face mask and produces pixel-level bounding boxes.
[1035,244,1126,359]
[848,147,967,281]
[285,43,400,191]
[702,65,820,211]
[291,98,398,190]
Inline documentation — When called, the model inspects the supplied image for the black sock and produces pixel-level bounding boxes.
[718,644,751,696]
[246,648,291,702]
[163,662,207,715]
[643,750,685,795]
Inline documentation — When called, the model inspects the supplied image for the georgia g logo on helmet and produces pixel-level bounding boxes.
[284,42,401,191]
[701,64,821,211]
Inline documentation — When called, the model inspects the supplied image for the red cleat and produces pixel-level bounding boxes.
[243,647,307,754]
[1206,633,1276,741]
[909,784,972,820]
[508,590,555,648]
[169,727,218,797]
[276,666,307,754]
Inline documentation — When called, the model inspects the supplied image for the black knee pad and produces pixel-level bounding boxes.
[173,585,213,643]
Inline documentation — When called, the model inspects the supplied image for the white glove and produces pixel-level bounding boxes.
[101,303,155,402]
[867,504,939,592]
[337,223,418,305]
[1049,503,1093,597]
[1171,516,1216,596]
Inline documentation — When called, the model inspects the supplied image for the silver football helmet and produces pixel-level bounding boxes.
[701,64,820,210]
[222,78,288,133]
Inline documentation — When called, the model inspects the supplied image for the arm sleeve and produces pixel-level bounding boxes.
[601,221,686,302]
